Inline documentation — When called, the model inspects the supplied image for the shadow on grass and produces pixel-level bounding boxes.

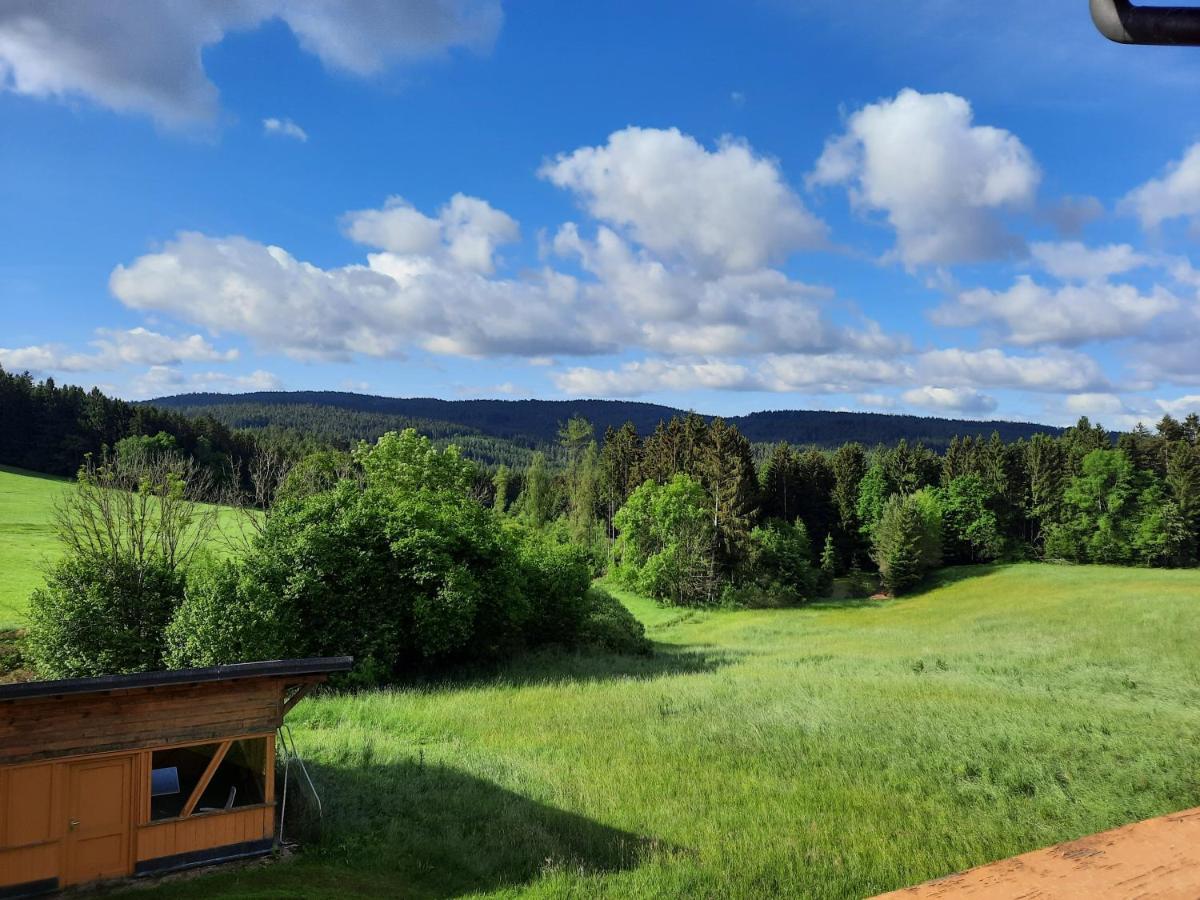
[412,642,744,692]
[807,564,1003,612]
[280,759,663,899]
[0,463,68,482]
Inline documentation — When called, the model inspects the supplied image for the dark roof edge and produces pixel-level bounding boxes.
[0,656,354,702]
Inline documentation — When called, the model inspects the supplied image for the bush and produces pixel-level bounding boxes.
[512,527,593,646]
[164,557,291,669]
[27,554,184,678]
[746,519,818,602]
[167,430,623,685]
[578,587,651,655]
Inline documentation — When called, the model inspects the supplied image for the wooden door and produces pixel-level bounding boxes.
[63,756,133,886]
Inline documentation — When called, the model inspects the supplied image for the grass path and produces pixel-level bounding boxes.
[128,564,1200,899]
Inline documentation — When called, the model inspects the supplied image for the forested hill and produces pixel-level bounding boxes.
[148,391,1062,450]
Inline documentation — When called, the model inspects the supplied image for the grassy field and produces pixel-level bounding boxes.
[0,465,71,628]
[0,465,248,629]
[120,563,1200,899]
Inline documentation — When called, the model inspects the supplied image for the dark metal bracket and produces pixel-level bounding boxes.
[1091,0,1200,45]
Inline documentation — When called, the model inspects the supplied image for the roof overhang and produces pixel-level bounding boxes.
[0,657,354,703]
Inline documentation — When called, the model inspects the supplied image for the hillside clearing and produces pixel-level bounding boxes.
[0,466,248,629]
[121,564,1200,899]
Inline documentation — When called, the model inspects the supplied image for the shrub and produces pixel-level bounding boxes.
[167,430,618,684]
[164,557,291,669]
[578,587,651,655]
[27,554,184,677]
[512,526,593,646]
[746,519,817,601]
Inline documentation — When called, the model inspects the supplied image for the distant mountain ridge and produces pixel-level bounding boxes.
[148,391,1063,450]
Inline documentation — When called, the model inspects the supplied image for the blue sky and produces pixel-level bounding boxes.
[4,1,1200,428]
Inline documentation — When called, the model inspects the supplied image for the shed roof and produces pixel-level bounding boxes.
[0,657,353,703]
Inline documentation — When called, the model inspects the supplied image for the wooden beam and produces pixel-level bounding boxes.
[282,684,312,717]
[180,740,231,818]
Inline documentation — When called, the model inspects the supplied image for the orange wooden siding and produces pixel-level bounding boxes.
[136,806,274,861]
[0,735,276,890]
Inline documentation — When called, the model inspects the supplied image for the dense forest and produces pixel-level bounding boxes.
[504,410,1200,605]
[150,390,1064,451]
[0,367,262,478]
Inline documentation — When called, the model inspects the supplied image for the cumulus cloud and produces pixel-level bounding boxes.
[343,193,518,274]
[915,348,1109,393]
[132,365,282,399]
[901,385,998,415]
[110,229,605,361]
[936,276,1178,346]
[809,88,1040,267]
[540,126,826,273]
[1029,242,1148,282]
[551,346,1107,400]
[0,0,501,125]
[554,359,760,397]
[0,327,236,373]
[553,354,912,398]
[1122,142,1200,230]
[111,173,890,367]
[552,224,896,357]
[263,117,307,141]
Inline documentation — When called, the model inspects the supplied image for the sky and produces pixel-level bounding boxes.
[4,1,1200,429]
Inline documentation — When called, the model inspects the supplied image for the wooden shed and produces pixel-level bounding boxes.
[0,656,351,897]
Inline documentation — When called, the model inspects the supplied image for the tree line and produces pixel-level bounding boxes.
[494,411,1200,602]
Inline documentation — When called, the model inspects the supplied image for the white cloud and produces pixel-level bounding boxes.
[1156,395,1200,417]
[1064,392,1127,416]
[1029,241,1148,282]
[915,348,1109,393]
[540,126,826,273]
[554,353,912,398]
[343,193,518,275]
[110,229,607,361]
[552,224,896,358]
[132,365,282,399]
[936,276,1178,346]
[809,88,1040,267]
[263,117,308,142]
[902,385,998,415]
[554,359,759,397]
[1122,142,1200,230]
[0,327,236,373]
[0,1,501,125]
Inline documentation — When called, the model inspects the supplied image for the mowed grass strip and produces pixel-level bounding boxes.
[125,564,1200,899]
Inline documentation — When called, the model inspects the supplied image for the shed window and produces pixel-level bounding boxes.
[150,737,268,820]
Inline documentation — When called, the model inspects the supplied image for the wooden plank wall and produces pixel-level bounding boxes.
[0,679,288,765]
[136,806,274,861]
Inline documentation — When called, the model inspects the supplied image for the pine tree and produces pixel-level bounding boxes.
[819,532,838,592]
[697,418,758,593]
[759,442,800,522]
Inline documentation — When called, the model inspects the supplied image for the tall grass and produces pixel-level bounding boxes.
[126,564,1200,899]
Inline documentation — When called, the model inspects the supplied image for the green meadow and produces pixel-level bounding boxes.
[122,564,1200,899]
[0,466,71,628]
[0,466,247,629]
